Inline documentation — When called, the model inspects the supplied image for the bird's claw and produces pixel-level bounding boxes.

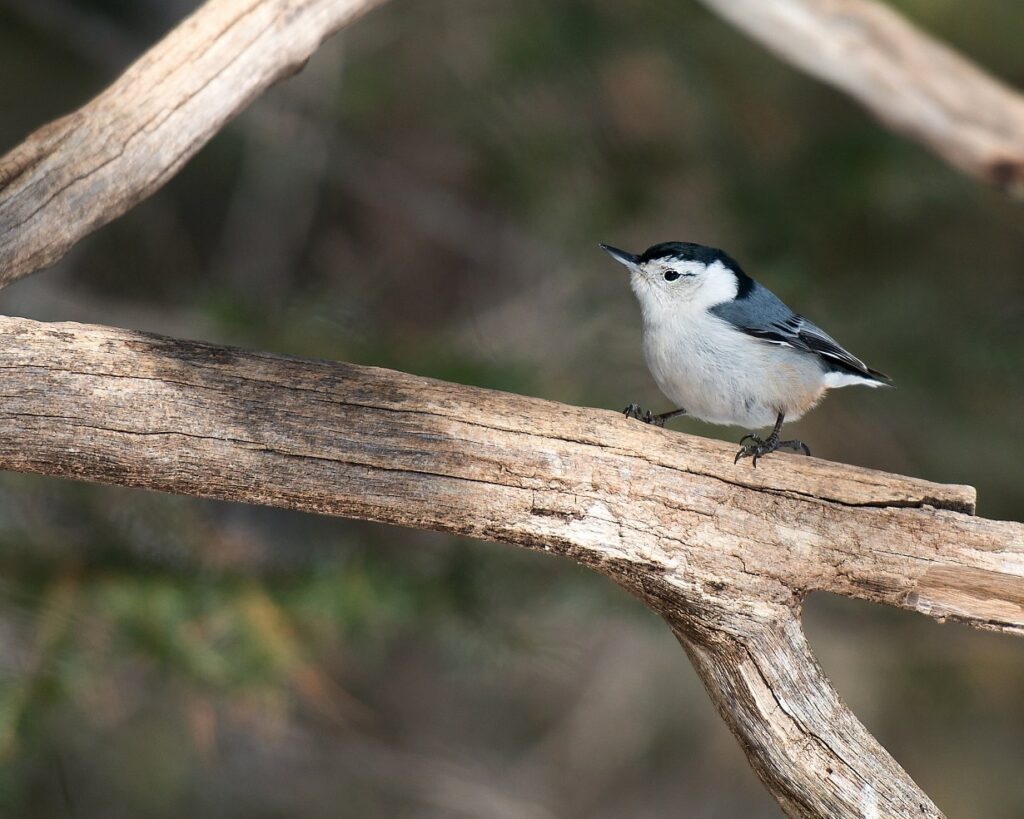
[734,436,771,467]
[622,403,666,427]
[734,435,811,467]
[782,439,812,457]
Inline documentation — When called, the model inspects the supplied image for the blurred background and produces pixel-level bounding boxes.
[0,0,1022,816]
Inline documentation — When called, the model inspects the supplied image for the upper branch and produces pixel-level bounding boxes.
[699,0,1024,195]
[3,0,1022,302]
[0,0,385,287]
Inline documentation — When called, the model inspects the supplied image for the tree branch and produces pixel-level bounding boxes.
[3,0,1022,302]
[1,315,1021,816]
[698,0,1024,195]
[0,0,386,288]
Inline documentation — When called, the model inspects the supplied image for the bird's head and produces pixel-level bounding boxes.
[600,241,750,314]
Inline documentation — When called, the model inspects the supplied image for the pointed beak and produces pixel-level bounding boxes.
[599,243,640,269]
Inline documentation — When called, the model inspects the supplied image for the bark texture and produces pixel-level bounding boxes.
[699,0,1024,195]
[0,0,385,287]
[2,315,1023,817]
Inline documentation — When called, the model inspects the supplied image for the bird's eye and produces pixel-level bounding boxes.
[664,270,681,282]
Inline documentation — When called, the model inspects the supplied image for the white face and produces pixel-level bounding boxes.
[602,246,739,316]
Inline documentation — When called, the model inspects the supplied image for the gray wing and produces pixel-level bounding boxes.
[710,282,889,382]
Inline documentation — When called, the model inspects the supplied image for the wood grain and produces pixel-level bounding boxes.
[0,0,385,287]
[0,315,1021,816]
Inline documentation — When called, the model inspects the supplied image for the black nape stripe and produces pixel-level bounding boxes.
[732,267,755,300]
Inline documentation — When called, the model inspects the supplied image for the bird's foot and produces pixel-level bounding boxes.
[734,433,771,467]
[734,434,811,467]
[623,403,666,427]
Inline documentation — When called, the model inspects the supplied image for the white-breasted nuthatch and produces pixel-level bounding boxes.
[601,241,890,465]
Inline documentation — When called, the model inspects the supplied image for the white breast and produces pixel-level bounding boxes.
[642,310,827,429]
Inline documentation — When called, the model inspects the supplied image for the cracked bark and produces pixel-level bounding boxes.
[1,316,1022,817]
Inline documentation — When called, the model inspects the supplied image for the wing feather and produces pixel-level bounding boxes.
[709,283,890,384]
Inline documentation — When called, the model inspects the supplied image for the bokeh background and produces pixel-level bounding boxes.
[0,0,1022,816]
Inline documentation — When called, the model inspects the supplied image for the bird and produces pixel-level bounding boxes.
[600,241,890,466]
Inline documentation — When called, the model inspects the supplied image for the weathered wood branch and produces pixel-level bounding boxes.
[2,0,1023,300]
[1,315,1021,816]
[0,0,386,287]
[675,618,940,818]
[698,0,1024,195]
